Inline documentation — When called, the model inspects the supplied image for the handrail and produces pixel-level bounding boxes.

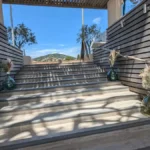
[94,47,150,64]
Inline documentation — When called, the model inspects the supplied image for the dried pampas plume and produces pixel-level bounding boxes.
[1,58,13,73]
[109,50,120,67]
[140,64,150,90]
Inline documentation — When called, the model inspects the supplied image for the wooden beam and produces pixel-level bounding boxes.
[2,0,109,9]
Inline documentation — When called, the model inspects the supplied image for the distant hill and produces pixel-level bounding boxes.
[34,53,76,62]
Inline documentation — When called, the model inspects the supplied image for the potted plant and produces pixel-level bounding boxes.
[1,58,16,90]
[139,64,150,116]
[107,50,119,81]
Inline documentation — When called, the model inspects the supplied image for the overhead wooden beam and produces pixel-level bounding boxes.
[2,0,109,9]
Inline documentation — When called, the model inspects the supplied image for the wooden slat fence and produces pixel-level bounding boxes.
[93,0,150,95]
[0,23,23,89]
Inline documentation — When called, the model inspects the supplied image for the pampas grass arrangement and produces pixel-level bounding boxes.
[109,50,120,67]
[140,64,150,116]
[107,50,120,81]
[1,58,14,74]
[0,58,16,90]
[139,64,150,90]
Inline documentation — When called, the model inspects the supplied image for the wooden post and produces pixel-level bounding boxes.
[107,0,122,27]
[10,4,15,46]
[82,8,84,27]
[0,0,4,25]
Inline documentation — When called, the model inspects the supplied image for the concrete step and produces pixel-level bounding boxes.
[16,70,106,78]
[18,68,105,75]
[0,91,139,114]
[15,72,107,82]
[0,82,123,97]
[0,85,131,108]
[15,77,107,89]
[0,62,147,150]
[21,64,98,71]
[0,106,147,149]
[0,98,142,129]
[15,123,150,150]
[24,62,94,67]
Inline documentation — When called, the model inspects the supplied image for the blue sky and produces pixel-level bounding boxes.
[2,0,138,58]
[3,4,108,58]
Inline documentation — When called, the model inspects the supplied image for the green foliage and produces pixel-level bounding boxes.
[65,56,75,61]
[7,23,37,49]
[77,24,102,54]
[77,54,80,60]
[34,53,75,62]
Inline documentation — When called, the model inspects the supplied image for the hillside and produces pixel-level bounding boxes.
[34,53,76,62]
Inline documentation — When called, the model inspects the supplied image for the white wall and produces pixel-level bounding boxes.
[23,56,32,65]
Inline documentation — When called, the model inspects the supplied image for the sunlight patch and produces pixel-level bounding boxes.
[10,132,32,141]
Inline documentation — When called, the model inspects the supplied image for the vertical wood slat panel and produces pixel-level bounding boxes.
[93,0,150,96]
[0,23,23,88]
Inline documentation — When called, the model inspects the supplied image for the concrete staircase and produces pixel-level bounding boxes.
[0,62,149,150]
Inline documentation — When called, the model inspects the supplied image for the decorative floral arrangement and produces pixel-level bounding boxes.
[0,58,16,90]
[139,64,150,116]
[109,50,120,67]
[139,64,150,89]
[107,50,120,81]
[1,58,13,74]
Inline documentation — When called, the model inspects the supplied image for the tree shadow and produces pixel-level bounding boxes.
[0,92,144,148]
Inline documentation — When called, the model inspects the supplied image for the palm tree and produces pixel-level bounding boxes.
[77,24,102,55]
[80,8,89,61]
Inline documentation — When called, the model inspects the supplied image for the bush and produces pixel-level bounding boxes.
[65,56,75,61]
[77,54,80,60]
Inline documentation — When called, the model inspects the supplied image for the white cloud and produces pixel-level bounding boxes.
[93,17,101,24]
[39,43,52,46]
[59,44,65,47]
[27,46,80,58]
